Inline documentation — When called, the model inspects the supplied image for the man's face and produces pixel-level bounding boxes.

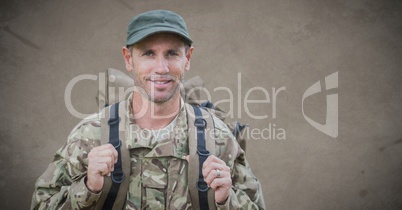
[123,33,193,104]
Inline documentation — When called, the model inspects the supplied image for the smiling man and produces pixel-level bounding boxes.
[127,33,190,104]
[31,10,265,210]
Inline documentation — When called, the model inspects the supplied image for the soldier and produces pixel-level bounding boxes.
[31,10,266,209]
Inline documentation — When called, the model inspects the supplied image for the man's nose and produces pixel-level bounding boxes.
[154,56,169,74]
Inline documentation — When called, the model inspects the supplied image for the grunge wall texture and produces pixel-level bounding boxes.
[1,0,401,209]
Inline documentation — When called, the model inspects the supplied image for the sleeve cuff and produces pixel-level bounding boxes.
[216,195,230,210]
[69,177,101,207]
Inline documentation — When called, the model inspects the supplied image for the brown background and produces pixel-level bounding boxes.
[1,0,401,209]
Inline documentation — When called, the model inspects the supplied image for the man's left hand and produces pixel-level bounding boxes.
[202,155,231,204]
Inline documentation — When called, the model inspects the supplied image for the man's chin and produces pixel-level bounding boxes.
[148,92,177,104]
[147,86,181,102]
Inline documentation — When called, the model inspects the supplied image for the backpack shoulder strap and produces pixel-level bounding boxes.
[185,103,217,210]
[95,102,130,210]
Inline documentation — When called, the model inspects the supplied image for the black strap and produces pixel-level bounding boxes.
[193,105,211,210]
[200,100,215,109]
[103,103,125,210]
[233,121,247,137]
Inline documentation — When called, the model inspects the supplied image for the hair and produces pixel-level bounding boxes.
[127,43,191,53]
[126,34,192,53]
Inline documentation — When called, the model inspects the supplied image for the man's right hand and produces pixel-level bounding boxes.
[86,144,118,193]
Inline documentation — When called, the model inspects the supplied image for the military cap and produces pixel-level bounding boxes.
[126,10,193,46]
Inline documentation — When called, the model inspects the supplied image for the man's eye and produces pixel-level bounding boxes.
[168,51,179,56]
[143,51,154,56]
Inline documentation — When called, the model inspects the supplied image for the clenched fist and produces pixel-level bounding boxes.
[85,144,118,193]
[185,155,232,204]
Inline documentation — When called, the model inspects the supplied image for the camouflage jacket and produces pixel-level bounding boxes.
[31,96,266,210]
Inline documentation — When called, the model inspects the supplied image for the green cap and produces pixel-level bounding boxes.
[126,10,193,46]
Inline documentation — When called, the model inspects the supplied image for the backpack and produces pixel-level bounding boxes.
[94,68,248,209]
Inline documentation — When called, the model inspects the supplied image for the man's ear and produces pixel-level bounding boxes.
[122,46,133,72]
[185,46,194,72]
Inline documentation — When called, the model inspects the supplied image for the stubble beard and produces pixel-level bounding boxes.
[134,72,184,104]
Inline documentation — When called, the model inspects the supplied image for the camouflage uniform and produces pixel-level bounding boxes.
[31,94,266,209]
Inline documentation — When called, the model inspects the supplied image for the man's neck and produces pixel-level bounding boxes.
[131,92,181,130]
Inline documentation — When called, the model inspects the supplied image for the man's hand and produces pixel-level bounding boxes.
[86,144,118,193]
[202,155,232,204]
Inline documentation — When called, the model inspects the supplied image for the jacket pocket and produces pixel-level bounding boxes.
[142,158,168,209]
